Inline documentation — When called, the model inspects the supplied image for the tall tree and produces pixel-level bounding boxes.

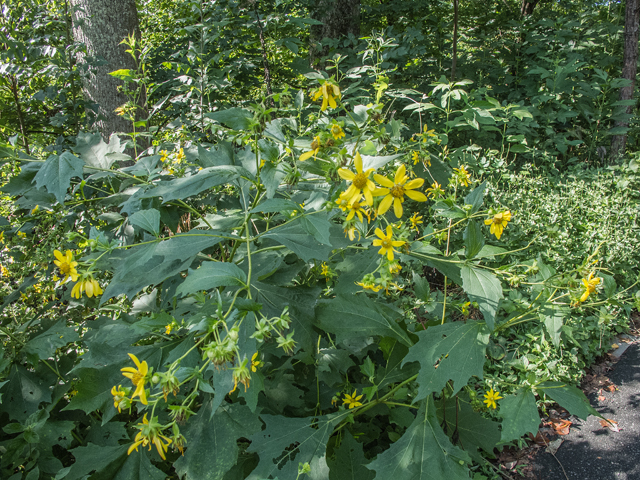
[69,0,141,141]
[309,0,360,67]
[611,0,640,160]
[521,0,538,16]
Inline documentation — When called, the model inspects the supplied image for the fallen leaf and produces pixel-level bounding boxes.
[606,384,616,392]
[611,343,619,349]
[550,418,572,435]
[599,419,621,432]
[545,438,564,455]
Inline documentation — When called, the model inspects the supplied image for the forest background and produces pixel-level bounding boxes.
[0,0,640,479]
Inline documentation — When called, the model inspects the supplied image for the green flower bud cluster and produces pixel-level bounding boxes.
[251,307,296,354]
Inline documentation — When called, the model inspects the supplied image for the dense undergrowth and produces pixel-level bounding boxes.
[0,1,639,479]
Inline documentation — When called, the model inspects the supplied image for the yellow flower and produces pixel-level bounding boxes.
[484,211,512,240]
[372,225,405,261]
[121,353,149,405]
[345,196,370,222]
[0,231,4,243]
[388,261,402,274]
[127,414,172,460]
[251,352,262,373]
[0,264,9,277]
[300,136,321,161]
[321,262,330,277]
[483,389,503,409]
[176,148,186,163]
[71,276,103,299]
[312,82,341,111]
[337,152,376,206]
[342,390,364,409]
[409,212,423,232]
[331,124,345,140]
[159,150,169,162]
[344,226,360,241]
[461,301,471,316]
[425,181,445,199]
[53,250,79,282]
[31,205,39,215]
[17,231,26,238]
[373,165,427,218]
[580,272,600,303]
[357,280,382,292]
[453,165,471,187]
[111,385,127,413]
[165,324,173,335]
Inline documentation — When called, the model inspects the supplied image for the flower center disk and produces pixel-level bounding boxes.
[353,173,367,189]
[390,184,404,198]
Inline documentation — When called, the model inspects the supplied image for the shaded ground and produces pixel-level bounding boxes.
[533,342,640,480]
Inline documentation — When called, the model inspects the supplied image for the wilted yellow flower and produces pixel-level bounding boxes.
[342,390,364,409]
[357,280,382,292]
[127,414,172,460]
[300,136,321,161]
[53,250,79,282]
[312,82,341,111]
[338,152,376,206]
[372,225,405,261]
[321,262,330,277]
[344,226,360,241]
[580,272,600,303]
[373,165,427,218]
[453,165,471,187]
[425,181,445,199]
[483,389,503,409]
[0,231,4,243]
[121,353,149,405]
[230,356,251,393]
[71,276,103,299]
[111,385,128,412]
[409,212,423,232]
[331,124,345,140]
[484,211,512,240]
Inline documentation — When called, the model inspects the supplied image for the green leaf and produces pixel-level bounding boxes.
[463,220,484,259]
[334,249,380,296]
[328,430,374,480]
[366,396,471,480]
[412,272,430,302]
[0,366,52,422]
[361,154,402,171]
[108,68,134,80]
[538,382,599,420]
[299,212,333,245]
[101,233,225,301]
[316,295,412,347]
[174,401,262,480]
[142,165,250,203]
[33,152,84,203]
[461,266,503,330]
[262,220,333,262]
[73,131,126,169]
[438,396,501,462]
[601,274,617,298]
[250,198,301,213]
[402,321,489,401]
[66,443,166,480]
[463,181,486,214]
[539,305,568,348]
[177,262,247,296]
[499,389,540,442]
[205,108,254,130]
[247,415,337,480]
[23,319,80,360]
[261,161,286,199]
[128,208,161,236]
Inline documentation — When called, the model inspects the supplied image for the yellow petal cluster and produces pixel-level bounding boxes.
[372,225,405,261]
[484,211,512,240]
[300,136,321,161]
[373,165,427,218]
[580,272,600,303]
[338,153,376,206]
[121,353,149,405]
[127,414,172,460]
[483,388,503,409]
[53,250,79,282]
[313,82,341,111]
[342,390,363,409]
[71,276,103,298]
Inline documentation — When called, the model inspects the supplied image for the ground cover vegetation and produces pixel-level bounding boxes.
[0,0,639,478]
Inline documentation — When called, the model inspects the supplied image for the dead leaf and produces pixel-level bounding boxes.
[599,419,621,432]
[550,418,572,435]
[545,438,564,454]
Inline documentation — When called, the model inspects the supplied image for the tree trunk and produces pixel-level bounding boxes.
[521,0,538,16]
[69,0,141,142]
[451,0,459,81]
[611,0,640,161]
[309,0,360,68]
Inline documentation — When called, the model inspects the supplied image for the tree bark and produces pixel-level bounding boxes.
[451,0,459,81]
[309,0,360,68]
[521,0,538,16]
[69,0,141,141]
[611,0,640,160]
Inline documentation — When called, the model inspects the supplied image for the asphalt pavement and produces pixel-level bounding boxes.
[533,342,640,480]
